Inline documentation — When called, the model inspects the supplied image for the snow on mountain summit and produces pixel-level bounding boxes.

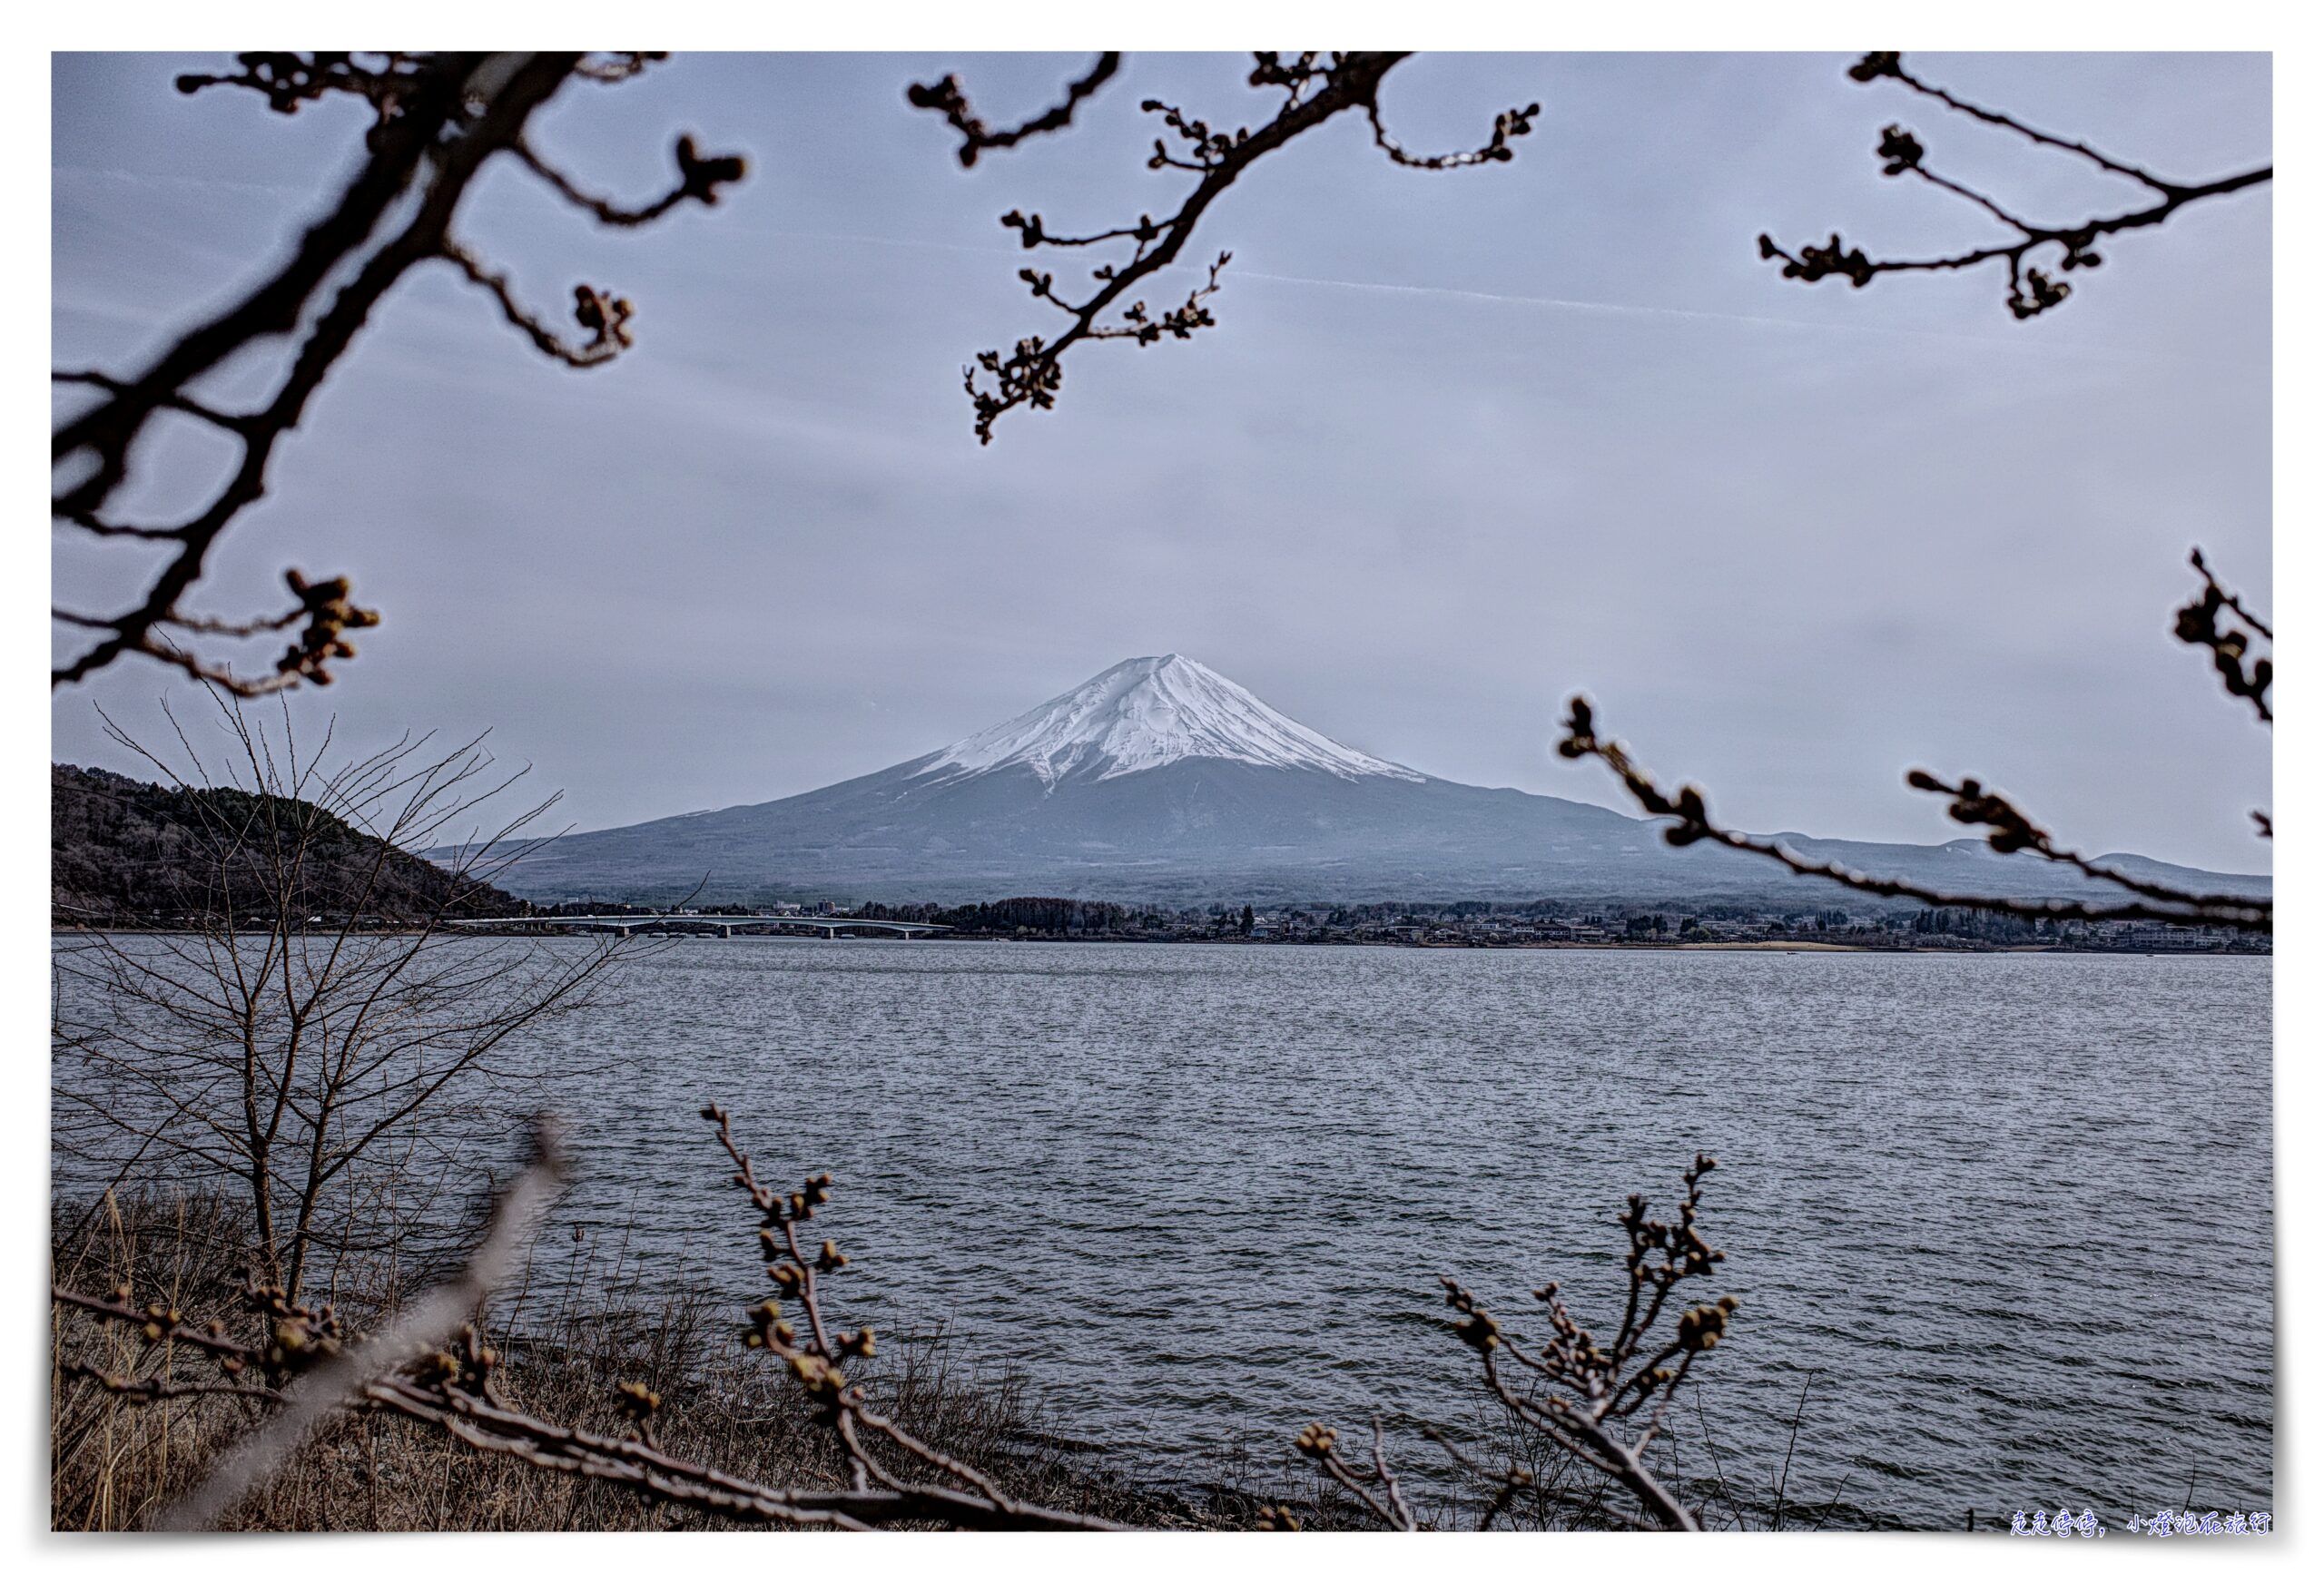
[917,654,1424,787]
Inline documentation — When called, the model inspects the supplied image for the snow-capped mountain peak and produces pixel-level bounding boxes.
[916,654,1424,788]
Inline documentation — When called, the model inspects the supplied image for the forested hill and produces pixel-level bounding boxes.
[52,763,527,925]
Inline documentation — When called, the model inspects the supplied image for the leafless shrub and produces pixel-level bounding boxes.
[1760,52,2270,319]
[52,692,629,1302]
[1286,1155,1737,1531]
[693,1102,1130,1527]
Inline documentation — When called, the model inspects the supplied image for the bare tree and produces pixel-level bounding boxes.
[51,53,746,697]
[52,693,627,1301]
[1759,52,2271,319]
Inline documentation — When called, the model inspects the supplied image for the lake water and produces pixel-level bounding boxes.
[54,938,2274,1529]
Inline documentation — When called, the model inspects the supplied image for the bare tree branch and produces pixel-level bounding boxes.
[1760,53,2270,320]
[52,52,744,695]
[919,52,1539,442]
[1368,97,1540,170]
[1549,542,2271,929]
[1552,697,2270,932]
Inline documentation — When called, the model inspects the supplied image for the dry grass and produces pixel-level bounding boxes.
[50,1190,1255,1531]
[51,1182,1771,1532]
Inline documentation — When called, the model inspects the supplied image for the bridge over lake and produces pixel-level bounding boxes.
[448,915,953,939]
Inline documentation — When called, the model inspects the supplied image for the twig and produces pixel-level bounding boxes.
[2177,547,2272,724]
[908,54,1121,168]
[1771,1372,1814,1529]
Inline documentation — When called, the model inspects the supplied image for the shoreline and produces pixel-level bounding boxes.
[49,927,2264,957]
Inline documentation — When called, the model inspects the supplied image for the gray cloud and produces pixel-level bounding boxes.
[52,51,2271,874]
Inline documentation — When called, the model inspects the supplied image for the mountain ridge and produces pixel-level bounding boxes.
[471,657,2270,909]
[52,763,527,924]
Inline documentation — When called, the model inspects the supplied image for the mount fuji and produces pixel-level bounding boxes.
[483,655,2270,908]
[916,654,1426,789]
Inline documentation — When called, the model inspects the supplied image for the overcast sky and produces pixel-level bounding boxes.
[52,52,2272,872]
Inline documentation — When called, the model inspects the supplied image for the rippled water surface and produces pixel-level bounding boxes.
[59,939,2275,1527]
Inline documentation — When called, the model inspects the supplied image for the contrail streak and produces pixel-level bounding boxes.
[1228,265,2167,360]
[731,225,2198,365]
